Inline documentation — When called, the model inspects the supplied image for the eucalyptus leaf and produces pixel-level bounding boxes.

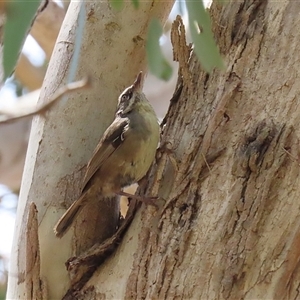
[3,0,41,79]
[146,19,172,81]
[186,0,224,72]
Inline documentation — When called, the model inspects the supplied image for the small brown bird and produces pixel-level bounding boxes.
[54,72,160,238]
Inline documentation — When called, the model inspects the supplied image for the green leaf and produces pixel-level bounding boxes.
[186,0,224,72]
[146,19,172,81]
[110,0,124,10]
[131,0,139,9]
[3,0,41,79]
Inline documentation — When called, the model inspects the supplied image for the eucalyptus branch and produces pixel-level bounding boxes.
[0,77,91,124]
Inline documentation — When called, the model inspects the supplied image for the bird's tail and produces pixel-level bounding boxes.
[54,192,88,238]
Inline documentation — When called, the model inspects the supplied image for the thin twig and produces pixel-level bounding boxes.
[0,77,91,124]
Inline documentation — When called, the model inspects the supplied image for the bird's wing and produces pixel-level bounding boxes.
[81,117,129,191]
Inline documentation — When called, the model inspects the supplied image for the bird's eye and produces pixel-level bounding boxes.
[121,91,132,102]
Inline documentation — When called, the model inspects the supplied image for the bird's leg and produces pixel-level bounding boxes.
[117,191,158,208]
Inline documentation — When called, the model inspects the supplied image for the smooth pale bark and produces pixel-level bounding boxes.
[81,1,300,299]
[7,1,174,299]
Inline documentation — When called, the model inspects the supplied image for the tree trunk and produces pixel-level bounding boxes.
[9,0,300,299]
[7,1,173,299]
[71,0,300,298]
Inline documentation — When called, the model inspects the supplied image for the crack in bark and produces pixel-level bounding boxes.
[222,123,293,299]
[232,0,267,45]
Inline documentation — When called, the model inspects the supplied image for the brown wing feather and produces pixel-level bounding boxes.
[81,117,129,191]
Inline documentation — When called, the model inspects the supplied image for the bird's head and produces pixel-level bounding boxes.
[116,71,147,116]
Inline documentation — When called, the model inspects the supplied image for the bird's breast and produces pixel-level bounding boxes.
[99,111,159,191]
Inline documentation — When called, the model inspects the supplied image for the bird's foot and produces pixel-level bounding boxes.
[117,191,158,208]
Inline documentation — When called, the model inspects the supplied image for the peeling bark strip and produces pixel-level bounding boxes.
[124,1,300,299]
[62,199,140,300]
[170,16,192,91]
[25,202,46,300]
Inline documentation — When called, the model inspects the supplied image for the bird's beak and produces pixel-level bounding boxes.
[132,71,143,92]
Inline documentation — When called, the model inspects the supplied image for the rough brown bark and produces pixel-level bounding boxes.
[9,0,300,299]
[120,1,300,299]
